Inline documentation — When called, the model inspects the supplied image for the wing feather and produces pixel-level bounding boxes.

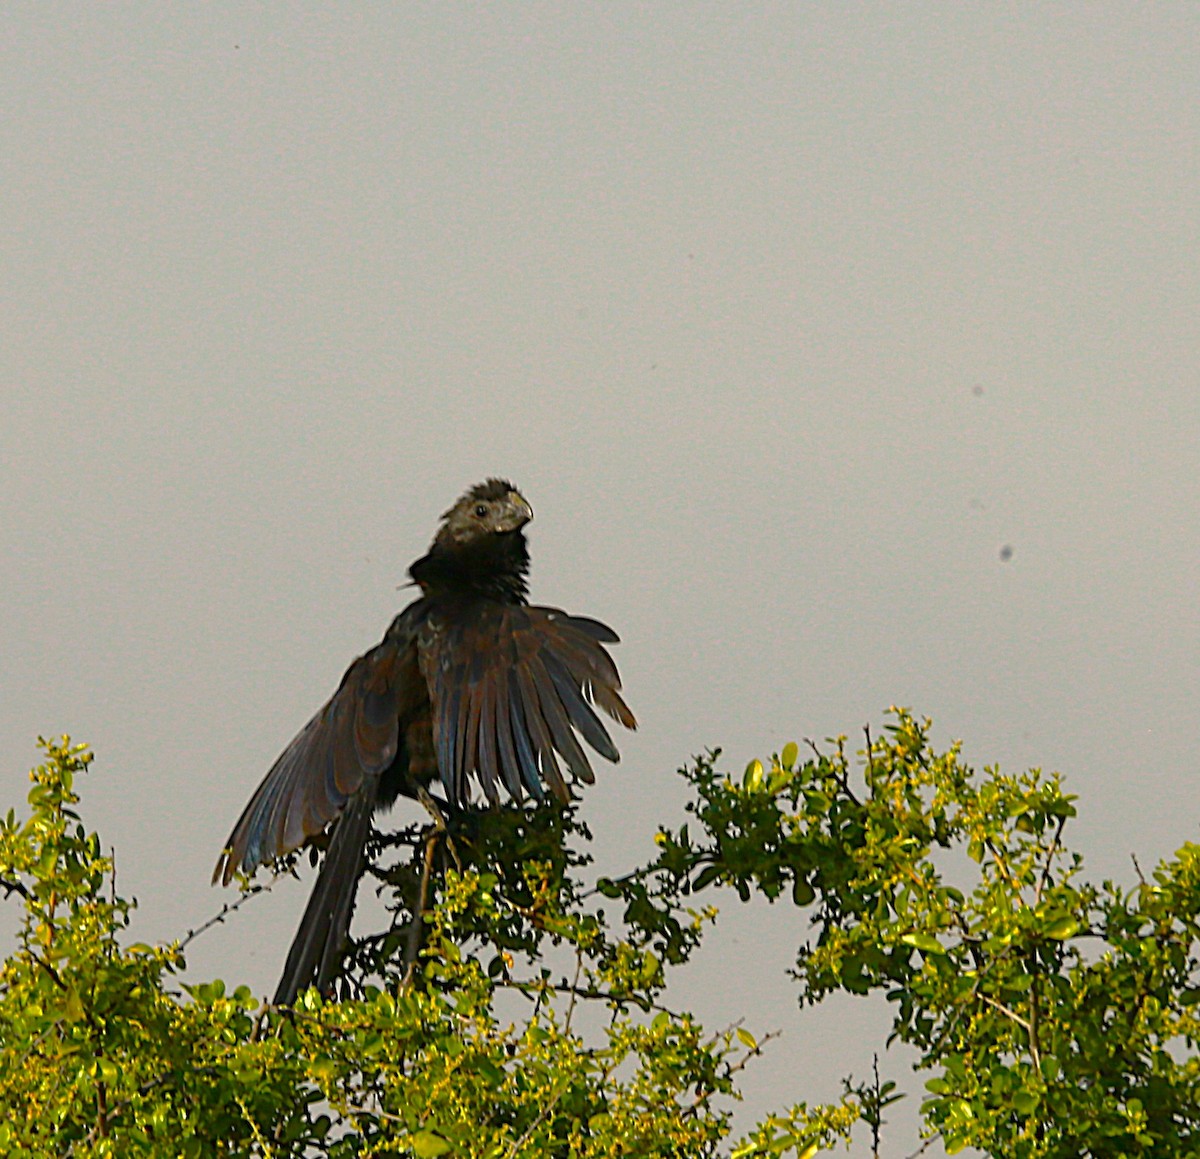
[419,603,635,806]
[214,620,417,885]
[514,659,568,802]
[530,655,595,785]
[477,672,508,800]
[508,673,544,799]
[543,651,619,762]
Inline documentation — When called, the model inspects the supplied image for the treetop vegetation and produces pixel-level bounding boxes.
[3,711,1199,1156]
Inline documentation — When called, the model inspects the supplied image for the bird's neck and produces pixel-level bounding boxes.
[408,535,530,603]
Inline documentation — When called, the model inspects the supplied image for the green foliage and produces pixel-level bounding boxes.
[4,713,1200,1157]
[0,738,840,1157]
[654,712,1200,1156]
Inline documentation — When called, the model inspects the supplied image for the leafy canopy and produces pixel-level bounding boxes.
[3,712,1200,1157]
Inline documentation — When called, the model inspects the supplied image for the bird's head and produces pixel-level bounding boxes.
[409,479,533,599]
[437,479,534,544]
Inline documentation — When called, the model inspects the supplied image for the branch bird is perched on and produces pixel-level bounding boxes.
[214,480,636,1004]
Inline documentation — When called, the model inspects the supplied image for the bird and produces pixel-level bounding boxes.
[213,480,636,1005]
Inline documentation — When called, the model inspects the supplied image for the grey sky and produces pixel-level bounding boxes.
[2,6,1197,1152]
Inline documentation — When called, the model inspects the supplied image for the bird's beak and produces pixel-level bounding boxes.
[501,491,534,532]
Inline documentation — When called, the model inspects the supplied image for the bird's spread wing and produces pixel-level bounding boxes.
[213,613,423,885]
[419,604,636,807]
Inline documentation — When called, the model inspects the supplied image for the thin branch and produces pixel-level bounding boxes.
[0,875,31,900]
[724,1027,780,1081]
[563,947,584,1034]
[979,991,1041,1068]
[1027,975,1042,1070]
[804,736,861,807]
[177,875,282,952]
[983,839,1019,894]
[977,992,1031,1032]
[904,1132,943,1159]
[497,977,678,1018]
[870,1053,882,1159]
[503,1082,569,1159]
[1033,815,1067,906]
[578,862,658,901]
[402,823,442,988]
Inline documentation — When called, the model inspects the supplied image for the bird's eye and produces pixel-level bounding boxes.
[474,504,489,518]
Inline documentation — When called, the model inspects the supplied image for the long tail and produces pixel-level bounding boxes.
[273,787,376,1006]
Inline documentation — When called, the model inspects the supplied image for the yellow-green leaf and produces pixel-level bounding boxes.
[64,986,85,1023]
[1012,1088,1039,1114]
[901,933,947,956]
[410,1130,453,1158]
[1043,916,1079,940]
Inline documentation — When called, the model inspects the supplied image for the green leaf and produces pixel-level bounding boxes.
[735,1027,758,1050]
[595,877,621,898]
[791,876,815,906]
[744,759,764,790]
[410,1130,453,1157]
[901,933,946,956]
[63,986,85,1023]
[781,742,799,770]
[1042,915,1079,940]
[1011,1089,1039,1114]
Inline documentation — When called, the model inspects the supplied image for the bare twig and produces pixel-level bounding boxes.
[870,1053,882,1159]
[724,1026,780,1081]
[497,977,678,1017]
[1033,815,1068,906]
[503,1081,569,1159]
[578,862,657,901]
[804,736,861,806]
[0,875,31,900]
[979,991,1041,1068]
[417,785,460,870]
[904,1132,943,1159]
[402,822,442,988]
[978,992,1032,1033]
[177,875,282,952]
[563,947,584,1034]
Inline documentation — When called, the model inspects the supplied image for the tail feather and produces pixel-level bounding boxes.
[273,787,376,1006]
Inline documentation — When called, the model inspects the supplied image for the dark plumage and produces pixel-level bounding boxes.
[214,480,635,1004]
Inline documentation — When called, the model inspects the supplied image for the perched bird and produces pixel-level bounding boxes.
[214,480,635,1004]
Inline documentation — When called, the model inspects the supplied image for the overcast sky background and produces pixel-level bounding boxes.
[2,6,1198,1153]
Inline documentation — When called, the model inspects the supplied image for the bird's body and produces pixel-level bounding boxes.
[215,481,634,1004]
